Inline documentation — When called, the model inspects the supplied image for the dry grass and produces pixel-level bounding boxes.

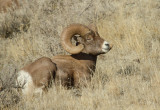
[0,0,160,109]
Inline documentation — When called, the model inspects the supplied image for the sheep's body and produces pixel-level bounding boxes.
[16,24,112,97]
[52,53,97,87]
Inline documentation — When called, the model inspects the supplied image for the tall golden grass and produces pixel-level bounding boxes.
[0,0,160,109]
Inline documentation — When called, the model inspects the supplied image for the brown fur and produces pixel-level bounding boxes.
[22,57,56,90]
[52,53,97,88]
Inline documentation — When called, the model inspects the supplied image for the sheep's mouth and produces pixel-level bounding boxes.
[102,48,108,50]
[102,48,110,52]
[102,46,112,52]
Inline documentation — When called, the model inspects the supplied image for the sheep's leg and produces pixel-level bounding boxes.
[55,70,69,87]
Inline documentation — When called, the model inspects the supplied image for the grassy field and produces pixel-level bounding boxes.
[0,0,160,109]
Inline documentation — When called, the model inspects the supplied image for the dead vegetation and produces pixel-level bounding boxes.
[0,0,160,109]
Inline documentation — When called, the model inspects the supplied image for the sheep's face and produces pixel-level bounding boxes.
[76,31,112,55]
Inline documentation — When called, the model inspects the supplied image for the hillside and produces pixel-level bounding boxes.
[0,0,160,109]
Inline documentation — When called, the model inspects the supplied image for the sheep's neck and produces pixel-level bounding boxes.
[71,53,97,70]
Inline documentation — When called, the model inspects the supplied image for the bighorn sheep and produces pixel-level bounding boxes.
[16,24,112,96]
[0,0,19,12]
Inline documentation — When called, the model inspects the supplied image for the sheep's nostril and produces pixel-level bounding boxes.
[105,44,109,47]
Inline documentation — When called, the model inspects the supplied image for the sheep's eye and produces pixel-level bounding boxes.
[86,38,92,41]
[86,36,93,41]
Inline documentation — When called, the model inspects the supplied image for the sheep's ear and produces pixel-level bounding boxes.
[88,23,98,32]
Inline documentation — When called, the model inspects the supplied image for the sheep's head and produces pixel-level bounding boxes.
[61,24,112,55]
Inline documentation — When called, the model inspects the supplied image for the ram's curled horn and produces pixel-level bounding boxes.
[61,24,91,54]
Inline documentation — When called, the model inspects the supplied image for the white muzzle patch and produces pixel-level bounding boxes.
[102,41,111,53]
